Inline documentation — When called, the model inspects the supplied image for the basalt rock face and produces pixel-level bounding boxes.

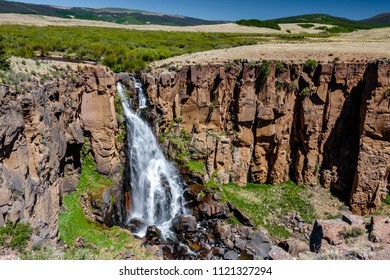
[143,60,390,215]
[0,66,120,242]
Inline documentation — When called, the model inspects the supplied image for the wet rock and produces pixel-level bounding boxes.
[161,245,175,260]
[146,225,161,243]
[185,184,204,199]
[186,239,201,252]
[127,217,146,233]
[173,215,197,233]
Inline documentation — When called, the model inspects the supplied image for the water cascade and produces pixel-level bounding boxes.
[133,78,149,110]
[117,82,185,239]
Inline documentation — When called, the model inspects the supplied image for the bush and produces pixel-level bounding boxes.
[0,222,32,251]
[385,88,390,98]
[304,59,318,72]
[0,35,10,71]
[298,23,315,29]
[236,19,281,30]
[275,61,285,74]
[340,227,364,239]
[301,87,310,96]
[259,60,271,83]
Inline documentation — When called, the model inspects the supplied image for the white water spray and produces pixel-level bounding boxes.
[117,82,184,238]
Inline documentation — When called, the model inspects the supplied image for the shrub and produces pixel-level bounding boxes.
[340,227,364,239]
[0,222,32,251]
[298,23,315,29]
[275,61,285,74]
[259,60,271,83]
[304,59,318,72]
[236,19,281,30]
[301,87,310,96]
[385,87,390,98]
[0,35,10,71]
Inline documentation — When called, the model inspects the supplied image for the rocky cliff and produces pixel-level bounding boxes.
[0,64,120,243]
[143,60,390,215]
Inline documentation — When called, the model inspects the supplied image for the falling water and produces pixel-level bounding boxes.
[117,82,184,238]
[133,79,148,110]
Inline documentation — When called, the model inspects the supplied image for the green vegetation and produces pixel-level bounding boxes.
[384,194,390,205]
[298,23,315,29]
[275,61,285,74]
[58,140,152,259]
[186,161,207,176]
[275,80,286,91]
[340,227,364,239]
[0,25,261,73]
[0,0,223,26]
[0,222,32,251]
[258,60,272,83]
[385,88,390,98]
[300,87,310,96]
[236,19,281,30]
[221,181,316,239]
[267,13,374,33]
[0,35,10,71]
[304,58,318,72]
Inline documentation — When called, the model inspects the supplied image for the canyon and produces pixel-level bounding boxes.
[144,60,390,216]
[0,57,389,258]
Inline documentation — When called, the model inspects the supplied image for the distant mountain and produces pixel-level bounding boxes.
[360,13,390,27]
[264,14,374,32]
[0,0,226,26]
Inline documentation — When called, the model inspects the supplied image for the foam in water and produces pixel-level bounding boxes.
[117,82,184,238]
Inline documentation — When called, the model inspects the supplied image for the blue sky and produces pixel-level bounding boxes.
[9,0,390,21]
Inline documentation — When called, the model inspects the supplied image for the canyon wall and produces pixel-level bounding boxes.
[143,60,390,215]
[0,66,120,242]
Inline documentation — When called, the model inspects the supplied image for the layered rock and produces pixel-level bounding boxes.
[0,65,120,242]
[143,60,390,215]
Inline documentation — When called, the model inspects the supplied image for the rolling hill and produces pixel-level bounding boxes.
[361,13,390,27]
[0,0,226,26]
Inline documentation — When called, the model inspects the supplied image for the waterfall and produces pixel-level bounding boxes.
[117,82,184,239]
[133,79,148,110]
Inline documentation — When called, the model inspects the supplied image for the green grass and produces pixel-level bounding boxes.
[221,181,316,239]
[0,222,32,251]
[77,153,113,197]
[58,144,152,259]
[186,161,207,176]
[0,25,261,73]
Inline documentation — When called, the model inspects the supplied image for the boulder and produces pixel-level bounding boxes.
[173,215,198,233]
[269,246,294,260]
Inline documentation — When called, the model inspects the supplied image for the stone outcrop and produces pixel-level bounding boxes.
[143,60,390,215]
[0,65,120,242]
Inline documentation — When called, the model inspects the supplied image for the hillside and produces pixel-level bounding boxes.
[0,0,225,26]
[264,13,374,33]
[361,12,390,27]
